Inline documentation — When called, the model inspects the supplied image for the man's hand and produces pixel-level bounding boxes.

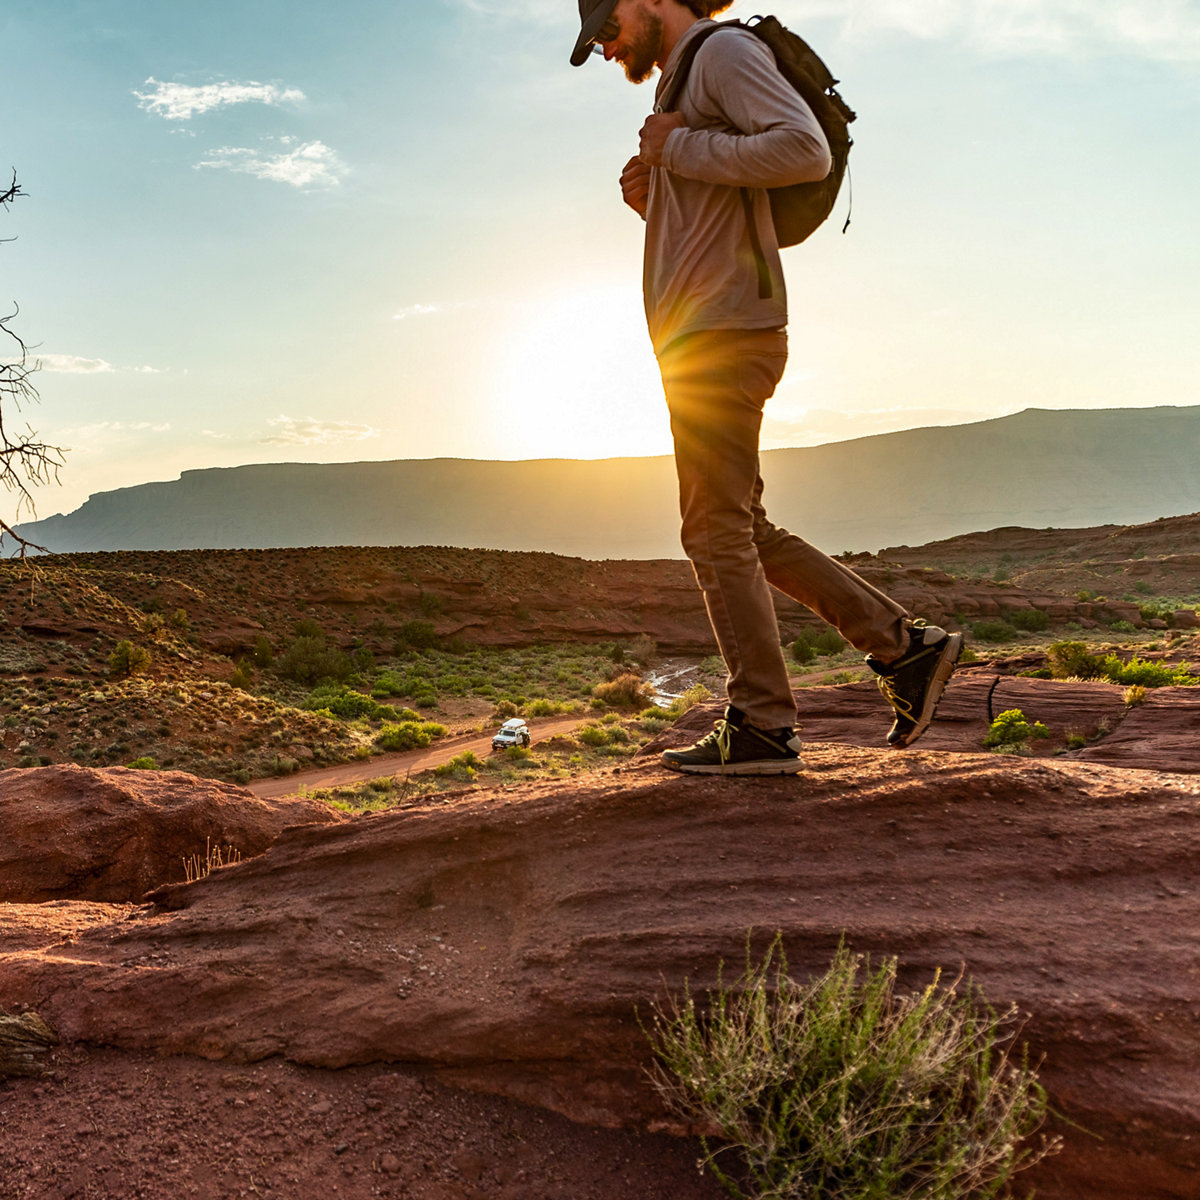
[620,155,651,218]
[638,112,686,167]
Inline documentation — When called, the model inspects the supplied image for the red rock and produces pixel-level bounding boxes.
[2,747,1199,1199]
[0,764,343,903]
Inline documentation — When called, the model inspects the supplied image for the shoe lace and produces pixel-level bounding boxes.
[876,672,914,719]
[698,719,734,764]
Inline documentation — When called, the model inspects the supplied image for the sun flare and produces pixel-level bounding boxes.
[487,283,671,461]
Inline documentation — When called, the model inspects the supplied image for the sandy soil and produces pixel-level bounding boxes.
[0,1046,723,1200]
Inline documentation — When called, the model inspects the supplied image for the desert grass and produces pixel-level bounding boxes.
[646,938,1058,1200]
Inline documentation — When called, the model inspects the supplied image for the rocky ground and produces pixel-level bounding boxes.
[5,516,1200,1198]
[4,674,1200,1198]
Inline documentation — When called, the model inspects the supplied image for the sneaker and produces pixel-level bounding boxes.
[660,706,803,775]
[867,623,963,749]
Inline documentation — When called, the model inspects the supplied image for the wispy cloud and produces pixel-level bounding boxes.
[196,138,346,189]
[393,303,442,320]
[805,0,1200,61]
[261,415,380,446]
[60,420,172,439]
[38,354,115,374]
[134,78,306,121]
[38,354,167,374]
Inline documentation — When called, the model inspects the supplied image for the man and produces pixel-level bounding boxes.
[570,0,962,774]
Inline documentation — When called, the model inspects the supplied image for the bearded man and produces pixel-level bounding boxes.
[571,0,962,773]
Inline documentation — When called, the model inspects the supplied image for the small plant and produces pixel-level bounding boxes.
[108,639,151,677]
[182,838,242,884]
[1046,641,1103,680]
[646,937,1056,1200]
[984,708,1050,752]
[1007,608,1050,633]
[1124,684,1147,707]
[126,756,159,770]
[971,621,1016,644]
[593,672,657,709]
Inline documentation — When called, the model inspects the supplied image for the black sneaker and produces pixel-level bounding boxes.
[867,623,963,749]
[660,706,803,775]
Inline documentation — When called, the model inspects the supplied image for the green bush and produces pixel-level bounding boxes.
[398,620,438,650]
[435,750,481,780]
[277,636,351,685]
[252,635,274,669]
[1007,608,1050,632]
[303,684,384,720]
[1046,641,1104,680]
[108,640,151,677]
[593,672,657,709]
[1100,654,1197,688]
[126,756,159,770]
[791,626,845,662]
[375,720,445,752]
[984,708,1050,751]
[971,621,1016,644]
[647,937,1055,1200]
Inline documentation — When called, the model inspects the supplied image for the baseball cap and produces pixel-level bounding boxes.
[570,0,619,66]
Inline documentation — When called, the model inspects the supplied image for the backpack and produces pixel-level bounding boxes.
[657,16,856,293]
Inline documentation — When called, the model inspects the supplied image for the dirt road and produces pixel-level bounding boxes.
[248,714,589,800]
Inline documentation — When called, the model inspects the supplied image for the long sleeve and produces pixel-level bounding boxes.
[659,30,832,188]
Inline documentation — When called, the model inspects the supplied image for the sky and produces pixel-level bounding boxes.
[3,0,1199,520]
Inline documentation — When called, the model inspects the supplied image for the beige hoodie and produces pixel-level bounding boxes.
[644,20,832,355]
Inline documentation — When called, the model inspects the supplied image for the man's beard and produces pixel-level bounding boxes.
[621,9,664,84]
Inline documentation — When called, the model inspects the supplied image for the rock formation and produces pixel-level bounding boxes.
[0,763,343,903]
[2,704,1199,1199]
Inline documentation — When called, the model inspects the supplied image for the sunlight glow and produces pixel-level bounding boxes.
[487,284,671,460]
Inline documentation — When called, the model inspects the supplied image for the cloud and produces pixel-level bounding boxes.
[393,303,442,320]
[196,139,346,189]
[38,354,115,374]
[261,415,380,446]
[38,354,168,375]
[808,0,1200,61]
[59,420,172,439]
[134,78,306,121]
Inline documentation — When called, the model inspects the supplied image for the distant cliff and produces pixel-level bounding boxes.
[13,406,1200,556]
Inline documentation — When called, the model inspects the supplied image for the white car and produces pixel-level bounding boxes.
[492,718,531,751]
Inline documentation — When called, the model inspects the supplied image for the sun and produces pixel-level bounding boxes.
[486,283,672,461]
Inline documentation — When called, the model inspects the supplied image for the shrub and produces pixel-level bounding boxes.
[303,684,383,721]
[593,672,657,709]
[790,639,816,665]
[375,720,445,752]
[126,756,158,770]
[1101,654,1197,688]
[252,635,274,669]
[1124,685,1147,707]
[664,683,712,719]
[1007,608,1050,632]
[1046,641,1103,680]
[646,937,1055,1200]
[971,620,1016,644]
[984,708,1050,751]
[108,640,151,677]
[229,662,253,691]
[435,750,481,781]
[398,620,437,650]
[576,723,611,747]
[277,636,351,686]
[791,626,845,662]
[1109,620,1137,634]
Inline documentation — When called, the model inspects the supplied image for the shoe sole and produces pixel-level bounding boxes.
[660,756,805,776]
[889,632,964,749]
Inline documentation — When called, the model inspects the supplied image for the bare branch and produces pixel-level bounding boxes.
[1,170,66,553]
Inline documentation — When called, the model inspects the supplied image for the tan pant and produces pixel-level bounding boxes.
[658,327,911,730]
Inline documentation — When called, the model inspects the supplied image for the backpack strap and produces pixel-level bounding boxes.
[657,22,774,300]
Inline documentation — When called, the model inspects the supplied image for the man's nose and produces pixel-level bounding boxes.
[602,42,617,61]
